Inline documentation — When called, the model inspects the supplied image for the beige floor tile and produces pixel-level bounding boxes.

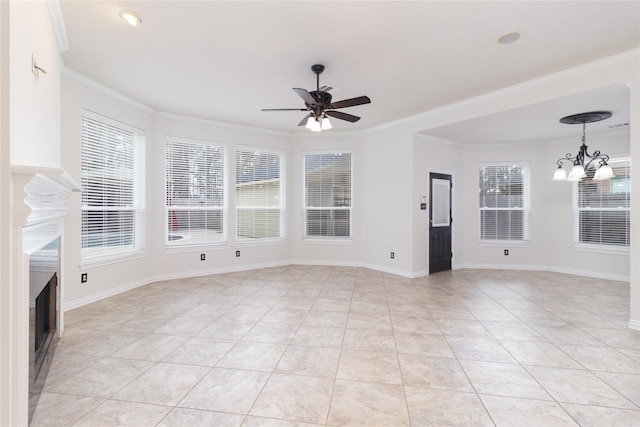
[217,341,287,371]
[302,310,349,328]
[481,320,548,342]
[242,416,322,426]
[242,321,299,344]
[48,357,153,398]
[112,362,209,406]
[404,387,493,427]
[275,345,340,377]
[261,307,309,324]
[394,331,455,358]
[436,318,494,338]
[398,354,473,391]
[594,371,640,407]
[558,344,640,373]
[480,395,578,427]
[328,379,410,426]
[500,340,583,368]
[250,373,333,424]
[112,334,188,361]
[30,392,104,426]
[446,336,517,363]
[291,324,345,348]
[526,365,637,409]
[153,316,211,336]
[157,408,243,427]
[197,318,256,340]
[343,328,396,352]
[56,331,143,357]
[179,367,270,413]
[460,360,552,400]
[74,400,171,426]
[561,402,640,427]
[347,312,393,330]
[42,353,103,390]
[162,337,235,366]
[337,350,402,385]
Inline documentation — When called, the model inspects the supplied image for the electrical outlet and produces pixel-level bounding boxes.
[504,249,509,256]
[236,250,240,257]
[200,253,206,261]
[390,252,395,259]
[81,273,87,283]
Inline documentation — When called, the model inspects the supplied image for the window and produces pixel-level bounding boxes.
[236,147,283,240]
[81,111,145,262]
[479,163,529,241]
[304,152,352,239]
[165,138,226,246]
[574,158,630,249]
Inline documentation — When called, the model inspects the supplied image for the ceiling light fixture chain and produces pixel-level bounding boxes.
[553,111,614,182]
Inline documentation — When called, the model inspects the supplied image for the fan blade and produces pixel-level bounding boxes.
[262,108,309,111]
[325,110,361,123]
[327,96,371,110]
[297,113,312,126]
[293,88,317,106]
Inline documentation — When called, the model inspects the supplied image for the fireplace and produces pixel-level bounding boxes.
[8,166,80,426]
[29,237,60,420]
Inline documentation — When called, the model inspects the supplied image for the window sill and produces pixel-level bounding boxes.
[164,242,229,254]
[80,250,146,269]
[302,238,354,246]
[571,244,630,256]
[237,238,286,248]
[478,240,532,247]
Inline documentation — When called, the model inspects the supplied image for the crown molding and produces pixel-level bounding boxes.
[46,0,69,53]
[366,48,640,134]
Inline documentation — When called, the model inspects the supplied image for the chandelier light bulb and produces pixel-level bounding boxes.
[552,167,567,181]
[593,164,614,181]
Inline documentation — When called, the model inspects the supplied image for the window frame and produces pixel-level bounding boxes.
[572,157,630,253]
[80,110,146,265]
[164,136,228,249]
[478,162,530,244]
[235,145,285,243]
[303,150,353,241]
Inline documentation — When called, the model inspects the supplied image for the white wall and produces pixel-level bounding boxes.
[9,1,61,168]
[61,75,156,307]
[150,113,291,280]
[59,49,638,328]
[543,128,630,280]
[413,135,464,275]
[289,132,367,269]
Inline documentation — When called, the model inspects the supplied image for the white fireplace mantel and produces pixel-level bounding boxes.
[7,165,79,425]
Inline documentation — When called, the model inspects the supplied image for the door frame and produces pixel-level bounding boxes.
[427,168,456,273]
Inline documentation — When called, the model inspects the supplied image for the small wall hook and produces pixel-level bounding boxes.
[32,54,47,79]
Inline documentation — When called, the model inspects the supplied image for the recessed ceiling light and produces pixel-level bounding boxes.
[498,32,521,44]
[119,10,142,27]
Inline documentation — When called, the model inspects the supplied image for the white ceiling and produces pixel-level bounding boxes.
[58,1,639,138]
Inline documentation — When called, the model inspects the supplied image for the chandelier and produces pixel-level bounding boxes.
[552,111,614,181]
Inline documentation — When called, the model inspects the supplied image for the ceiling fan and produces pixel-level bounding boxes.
[262,64,371,131]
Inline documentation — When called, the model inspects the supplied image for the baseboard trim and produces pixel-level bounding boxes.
[459,263,629,282]
[628,319,640,331]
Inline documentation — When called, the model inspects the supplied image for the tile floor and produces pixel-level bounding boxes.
[31,266,640,426]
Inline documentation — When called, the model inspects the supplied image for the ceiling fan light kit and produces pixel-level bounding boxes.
[262,64,371,132]
[552,111,614,182]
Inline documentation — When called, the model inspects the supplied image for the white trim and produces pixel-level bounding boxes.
[46,1,69,53]
[365,49,640,133]
[460,262,629,282]
[628,319,640,332]
[63,68,155,113]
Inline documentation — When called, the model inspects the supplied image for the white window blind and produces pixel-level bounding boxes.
[304,152,352,239]
[479,164,529,241]
[236,147,283,240]
[574,158,630,248]
[81,112,145,262]
[165,138,226,246]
